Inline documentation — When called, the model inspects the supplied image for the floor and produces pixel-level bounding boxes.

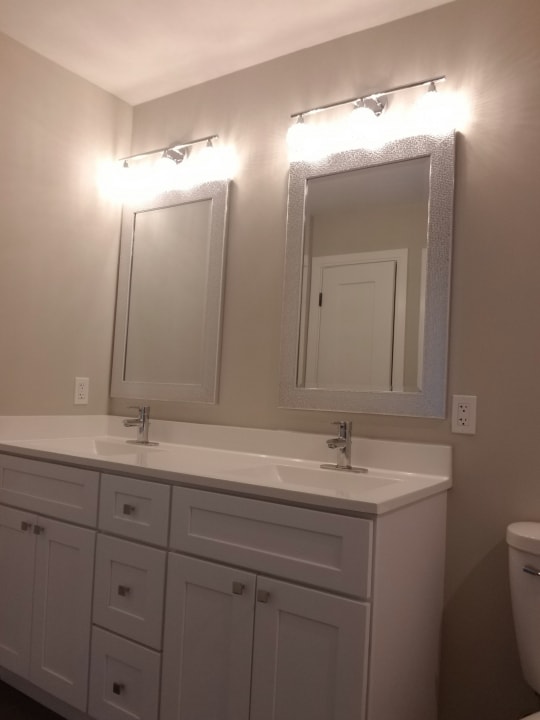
[0,680,64,719]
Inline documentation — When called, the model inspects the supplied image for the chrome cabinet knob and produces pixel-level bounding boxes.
[257,589,271,603]
[232,581,245,595]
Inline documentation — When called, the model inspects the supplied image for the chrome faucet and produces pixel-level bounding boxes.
[123,406,158,446]
[322,421,366,473]
[326,420,352,469]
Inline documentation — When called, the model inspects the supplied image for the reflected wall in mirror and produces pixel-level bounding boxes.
[280,132,455,417]
[111,180,230,403]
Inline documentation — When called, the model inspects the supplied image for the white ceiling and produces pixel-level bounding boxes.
[0,0,451,106]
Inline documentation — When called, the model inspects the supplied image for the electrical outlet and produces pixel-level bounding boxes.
[451,394,477,434]
[74,377,89,405]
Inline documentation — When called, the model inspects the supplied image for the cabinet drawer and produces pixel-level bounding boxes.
[170,487,373,598]
[89,627,160,720]
[93,534,166,649]
[99,474,170,546]
[0,455,98,526]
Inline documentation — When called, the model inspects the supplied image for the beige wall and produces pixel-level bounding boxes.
[0,32,132,414]
[110,2,540,717]
[2,0,540,718]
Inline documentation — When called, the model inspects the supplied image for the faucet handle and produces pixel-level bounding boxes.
[332,420,351,437]
[127,405,149,417]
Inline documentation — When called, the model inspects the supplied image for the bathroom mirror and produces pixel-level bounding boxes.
[279,132,455,417]
[111,179,230,403]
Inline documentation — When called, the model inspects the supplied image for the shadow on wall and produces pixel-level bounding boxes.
[439,541,538,720]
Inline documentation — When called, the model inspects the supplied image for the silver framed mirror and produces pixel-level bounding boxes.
[279,132,455,417]
[111,179,230,403]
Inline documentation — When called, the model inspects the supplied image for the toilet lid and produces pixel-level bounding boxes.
[507,522,540,553]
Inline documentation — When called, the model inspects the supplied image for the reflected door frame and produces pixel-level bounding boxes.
[301,249,408,392]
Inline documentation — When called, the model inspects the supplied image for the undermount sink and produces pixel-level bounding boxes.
[93,438,162,456]
[2,436,163,458]
[230,463,399,495]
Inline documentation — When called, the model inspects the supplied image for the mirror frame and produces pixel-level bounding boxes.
[279,131,455,417]
[111,179,230,404]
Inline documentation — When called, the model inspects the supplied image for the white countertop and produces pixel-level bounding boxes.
[0,415,452,515]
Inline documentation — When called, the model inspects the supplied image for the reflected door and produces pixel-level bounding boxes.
[305,256,397,391]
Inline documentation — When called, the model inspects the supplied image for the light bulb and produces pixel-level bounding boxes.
[413,82,455,135]
[287,116,332,161]
[351,103,377,128]
[345,102,384,150]
[287,116,309,159]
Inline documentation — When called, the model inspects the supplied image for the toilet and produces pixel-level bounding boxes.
[507,522,540,719]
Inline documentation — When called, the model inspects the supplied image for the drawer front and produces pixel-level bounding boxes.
[170,487,373,598]
[0,455,98,526]
[89,627,160,720]
[93,534,166,649]
[99,474,170,546]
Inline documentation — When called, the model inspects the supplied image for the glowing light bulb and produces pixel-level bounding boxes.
[96,159,134,203]
[287,116,334,161]
[287,116,309,160]
[345,102,385,150]
[413,82,456,135]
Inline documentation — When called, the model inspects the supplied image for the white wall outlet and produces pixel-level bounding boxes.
[74,377,89,405]
[451,394,477,434]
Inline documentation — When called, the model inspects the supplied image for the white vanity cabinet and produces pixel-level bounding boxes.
[0,448,449,720]
[162,486,371,720]
[0,456,98,711]
[163,485,447,720]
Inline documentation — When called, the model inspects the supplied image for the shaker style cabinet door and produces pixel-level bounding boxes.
[30,518,95,711]
[250,577,370,720]
[161,554,255,720]
[0,505,36,676]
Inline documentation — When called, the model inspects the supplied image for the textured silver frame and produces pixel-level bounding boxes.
[111,180,230,404]
[279,132,455,418]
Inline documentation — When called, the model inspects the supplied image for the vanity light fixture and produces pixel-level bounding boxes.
[101,134,237,202]
[287,76,448,158]
[290,76,445,122]
[119,134,218,166]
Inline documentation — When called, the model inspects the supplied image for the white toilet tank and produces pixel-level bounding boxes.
[507,522,540,693]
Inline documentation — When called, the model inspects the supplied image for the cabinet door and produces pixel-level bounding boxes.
[250,578,370,720]
[161,554,255,720]
[0,505,36,676]
[30,518,95,711]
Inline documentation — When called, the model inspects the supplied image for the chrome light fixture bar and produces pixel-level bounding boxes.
[119,134,218,166]
[290,76,446,120]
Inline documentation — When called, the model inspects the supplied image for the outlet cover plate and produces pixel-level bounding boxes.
[74,377,89,405]
[451,394,477,435]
